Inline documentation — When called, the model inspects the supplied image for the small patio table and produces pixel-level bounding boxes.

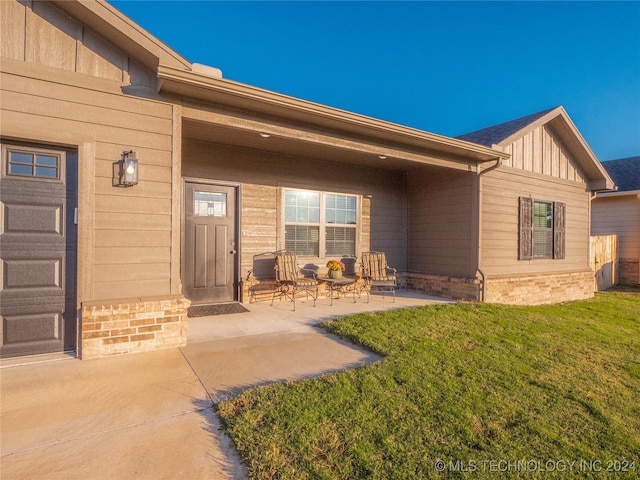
[318,277,358,305]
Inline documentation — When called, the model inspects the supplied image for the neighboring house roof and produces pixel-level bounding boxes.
[600,157,640,192]
[457,106,615,191]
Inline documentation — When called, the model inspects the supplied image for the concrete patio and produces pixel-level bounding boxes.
[1,291,451,480]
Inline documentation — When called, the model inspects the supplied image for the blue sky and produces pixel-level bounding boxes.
[112,1,640,161]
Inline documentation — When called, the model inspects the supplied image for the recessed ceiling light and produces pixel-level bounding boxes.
[378,155,387,160]
[259,132,271,138]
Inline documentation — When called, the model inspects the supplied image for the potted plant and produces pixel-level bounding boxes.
[326,259,345,279]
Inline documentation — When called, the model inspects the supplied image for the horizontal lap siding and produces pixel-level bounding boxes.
[1,69,175,302]
[407,168,476,277]
[481,167,590,275]
[183,140,406,275]
[592,196,640,258]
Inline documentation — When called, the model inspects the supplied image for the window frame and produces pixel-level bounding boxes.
[533,200,553,259]
[2,144,65,183]
[518,196,565,261]
[281,187,361,260]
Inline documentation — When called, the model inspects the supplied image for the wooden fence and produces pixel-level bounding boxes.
[590,234,618,291]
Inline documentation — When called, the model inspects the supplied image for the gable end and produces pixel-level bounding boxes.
[1,0,156,89]
[502,124,587,184]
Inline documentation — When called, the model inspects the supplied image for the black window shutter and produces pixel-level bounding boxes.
[519,197,533,260]
[553,202,566,259]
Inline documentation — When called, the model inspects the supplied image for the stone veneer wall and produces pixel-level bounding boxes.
[620,259,640,286]
[484,271,594,305]
[80,295,190,359]
[400,272,481,301]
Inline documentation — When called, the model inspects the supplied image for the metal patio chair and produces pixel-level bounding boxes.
[272,251,318,311]
[360,251,397,303]
[246,251,280,303]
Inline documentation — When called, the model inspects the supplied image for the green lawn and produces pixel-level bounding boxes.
[217,289,640,479]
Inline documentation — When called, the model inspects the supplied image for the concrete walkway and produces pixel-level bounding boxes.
[1,292,451,480]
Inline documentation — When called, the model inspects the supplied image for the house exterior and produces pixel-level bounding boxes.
[0,0,614,360]
[591,157,640,286]
[457,107,615,304]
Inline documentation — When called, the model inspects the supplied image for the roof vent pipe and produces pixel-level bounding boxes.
[191,63,223,79]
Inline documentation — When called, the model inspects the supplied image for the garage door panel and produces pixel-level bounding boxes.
[0,237,66,252]
[3,202,64,234]
[0,290,65,313]
[0,177,66,195]
[3,259,63,288]
[3,313,61,344]
[0,339,65,358]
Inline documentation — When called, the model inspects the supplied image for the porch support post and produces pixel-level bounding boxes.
[170,105,183,295]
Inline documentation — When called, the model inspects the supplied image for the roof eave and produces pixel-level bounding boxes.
[157,65,509,164]
[595,189,640,199]
[52,0,191,71]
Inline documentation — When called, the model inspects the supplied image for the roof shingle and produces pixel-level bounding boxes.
[601,156,640,192]
[457,107,558,147]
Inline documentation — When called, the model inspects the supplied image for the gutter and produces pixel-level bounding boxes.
[594,189,639,199]
[476,157,503,302]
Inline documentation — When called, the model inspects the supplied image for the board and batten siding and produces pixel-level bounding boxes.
[182,139,405,276]
[1,0,177,303]
[592,195,640,259]
[501,125,587,184]
[407,168,477,278]
[481,167,590,276]
[1,0,156,88]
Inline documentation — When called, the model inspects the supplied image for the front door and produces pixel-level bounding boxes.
[0,143,78,358]
[184,182,238,304]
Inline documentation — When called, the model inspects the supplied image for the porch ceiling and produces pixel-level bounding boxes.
[182,117,499,173]
[183,119,428,171]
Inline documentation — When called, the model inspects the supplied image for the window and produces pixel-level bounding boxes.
[284,188,358,257]
[194,191,227,217]
[519,197,565,260]
[533,200,553,258]
[4,146,62,180]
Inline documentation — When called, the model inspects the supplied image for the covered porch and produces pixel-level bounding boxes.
[166,65,507,308]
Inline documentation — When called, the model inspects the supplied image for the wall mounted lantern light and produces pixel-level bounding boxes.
[113,150,138,187]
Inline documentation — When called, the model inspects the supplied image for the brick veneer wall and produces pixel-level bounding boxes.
[400,272,481,301]
[620,259,640,286]
[80,295,190,359]
[401,271,595,305]
[484,271,594,305]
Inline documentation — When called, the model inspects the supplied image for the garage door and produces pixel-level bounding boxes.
[1,143,77,358]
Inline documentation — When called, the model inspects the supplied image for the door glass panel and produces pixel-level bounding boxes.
[194,191,227,217]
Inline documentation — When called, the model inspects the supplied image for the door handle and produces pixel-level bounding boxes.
[230,250,237,255]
